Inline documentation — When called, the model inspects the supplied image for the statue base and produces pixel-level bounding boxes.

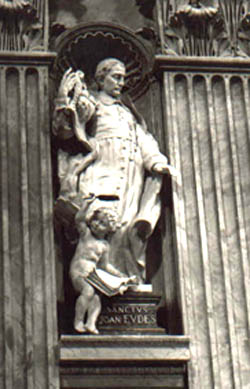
[97,285,166,334]
[60,334,190,388]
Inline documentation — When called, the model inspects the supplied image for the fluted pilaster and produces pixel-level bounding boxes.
[0,53,59,389]
[156,56,250,389]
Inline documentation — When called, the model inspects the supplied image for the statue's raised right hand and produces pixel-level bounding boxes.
[58,68,78,99]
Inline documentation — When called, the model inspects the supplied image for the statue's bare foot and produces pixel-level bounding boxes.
[74,321,86,333]
[85,324,99,334]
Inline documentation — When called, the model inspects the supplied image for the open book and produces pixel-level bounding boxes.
[86,268,137,297]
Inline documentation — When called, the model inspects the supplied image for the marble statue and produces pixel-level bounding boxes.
[70,198,136,333]
[53,58,176,284]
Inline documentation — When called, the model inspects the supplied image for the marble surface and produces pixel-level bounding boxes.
[159,57,250,389]
[1,5,250,388]
[0,57,59,389]
[60,335,189,388]
[60,334,190,361]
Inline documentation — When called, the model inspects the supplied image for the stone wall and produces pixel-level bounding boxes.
[1,0,250,388]
[156,56,250,388]
[0,54,59,389]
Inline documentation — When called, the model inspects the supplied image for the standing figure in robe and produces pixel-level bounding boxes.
[53,58,175,283]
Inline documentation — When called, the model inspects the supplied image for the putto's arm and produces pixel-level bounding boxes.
[100,248,127,278]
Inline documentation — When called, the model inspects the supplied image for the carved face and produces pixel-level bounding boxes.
[89,214,110,238]
[101,65,125,97]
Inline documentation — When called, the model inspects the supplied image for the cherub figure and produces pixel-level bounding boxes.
[70,203,134,334]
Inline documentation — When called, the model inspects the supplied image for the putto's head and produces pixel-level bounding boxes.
[86,206,120,237]
[95,58,126,97]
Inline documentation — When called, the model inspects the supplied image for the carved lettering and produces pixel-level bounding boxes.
[106,305,149,315]
[98,313,157,326]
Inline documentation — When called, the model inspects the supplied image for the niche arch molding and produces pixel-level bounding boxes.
[53,21,154,100]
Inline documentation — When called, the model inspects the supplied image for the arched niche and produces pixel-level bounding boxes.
[52,22,153,101]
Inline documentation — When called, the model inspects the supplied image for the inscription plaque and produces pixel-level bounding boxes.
[97,291,165,334]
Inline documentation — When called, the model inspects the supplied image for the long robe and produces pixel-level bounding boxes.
[53,91,168,281]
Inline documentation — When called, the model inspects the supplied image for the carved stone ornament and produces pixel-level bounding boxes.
[52,22,154,101]
[0,0,47,51]
[158,0,250,57]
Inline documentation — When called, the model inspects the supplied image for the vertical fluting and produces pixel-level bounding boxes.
[163,72,206,388]
[26,67,48,385]
[210,75,239,388]
[162,66,250,388]
[1,66,13,389]
[168,73,191,333]
[0,66,4,389]
[38,66,58,386]
[20,67,34,389]
[0,59,59,389]
[175,73,214,388]
[191,74,221,388]
[6,67,25,388]
[229,76,250,337]
[206,75,235,388]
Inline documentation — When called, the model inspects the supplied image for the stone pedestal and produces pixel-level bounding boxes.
[60,335,190,388]
[0,53,59,389]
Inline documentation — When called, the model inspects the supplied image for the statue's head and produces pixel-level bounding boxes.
[95,58,126,97]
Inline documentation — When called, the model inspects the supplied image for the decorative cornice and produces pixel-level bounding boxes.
[154,54,250,74]
[0,51,56,65]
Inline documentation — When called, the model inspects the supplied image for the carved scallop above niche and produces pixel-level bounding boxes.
[53,22,154,101]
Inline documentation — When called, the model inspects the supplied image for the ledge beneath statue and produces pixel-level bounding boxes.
[60,334,190,361]
[60,335,190,388]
